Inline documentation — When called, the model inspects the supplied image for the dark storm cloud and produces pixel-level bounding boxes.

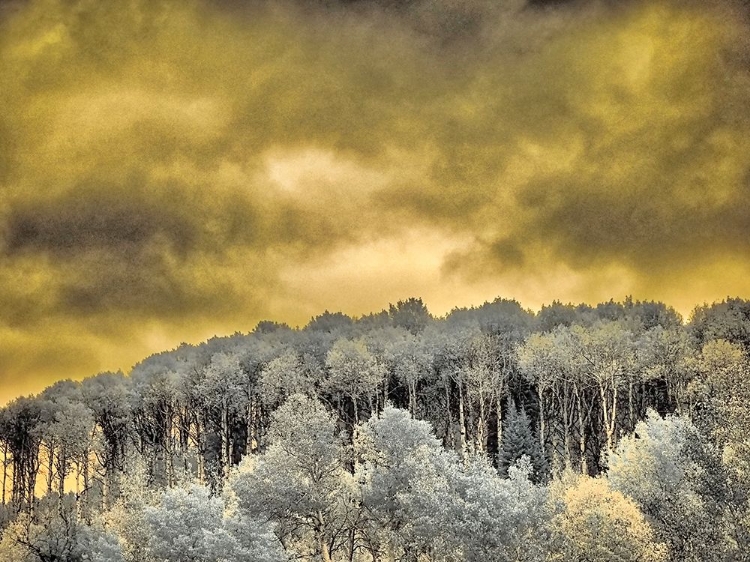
[3,183,198,257]
[402,0,750,293]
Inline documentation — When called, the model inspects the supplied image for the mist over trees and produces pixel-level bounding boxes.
[1,296,749,561]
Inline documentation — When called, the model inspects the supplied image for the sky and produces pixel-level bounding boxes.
[1,0,749,403]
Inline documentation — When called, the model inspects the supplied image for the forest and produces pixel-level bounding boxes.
[0,296,749,561]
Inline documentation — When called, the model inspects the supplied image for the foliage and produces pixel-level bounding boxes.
[498,398,547,482]
[548,473,666,562]
[607,411,734,561]
[0,297,747,561]
[145,484,284,562]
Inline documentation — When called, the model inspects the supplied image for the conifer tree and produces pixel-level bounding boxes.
[498,397,548,482]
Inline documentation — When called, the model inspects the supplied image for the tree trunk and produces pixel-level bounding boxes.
[458,383,467,457]
[221,399,230,480]
[58,453,66,513]
[75,462,82,519]
[575,386,587,475]
[82,451,90,522]
[195,416,205,485]
[321,538,333,562]
[102,462,109,510]
[2,442,7,505]
[477,399,488,454]
[12,455,20,507]
[628,381,635,430]
[317,511,332,562]
[600,382,619,452]
[347,527,355,562]
[166,439,175,488]
[444,382,454,449]
[562,389,571,469]
[46,447,54,497]
[409,381,417,417]
[496,398,502,453]
[611,386,618,444]
[76,458,86,519]
[375,384,381,416]
[27,449,40,517]
[551,418,562,474]
[538,393,546,459]
[246,398,254,455]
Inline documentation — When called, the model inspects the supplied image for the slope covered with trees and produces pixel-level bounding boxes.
[1,296,749,561]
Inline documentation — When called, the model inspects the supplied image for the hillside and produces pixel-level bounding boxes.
[0,296,749,561]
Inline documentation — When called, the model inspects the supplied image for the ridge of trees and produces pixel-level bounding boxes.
[1,295,749,561]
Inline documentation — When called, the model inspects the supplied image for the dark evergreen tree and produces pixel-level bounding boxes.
[388,297,431,335]
[497,397,548,483]
[689,297,750,352]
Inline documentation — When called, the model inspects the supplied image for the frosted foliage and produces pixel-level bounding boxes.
[356,406,443,465]
[267,394,345,464]
[325,338,385,400]
[4,300,749,562]
[607,411,694,504]
[691,340,750,482]
[104,456,159,562]
[200,352,245,408]
[549,474,666,562]
[145,483,285,562]
[0,512,125,562]
[0,520,33,562]
[606,411,727,561]
[445,455,550,562]
[356,408,551,562]
[145,485,223,562]
[81,525,126,562]
[382,331,434,395]
[355,407,454,559]
[46,397,95,459]
[259,349,314,406]
[228,395,348,560]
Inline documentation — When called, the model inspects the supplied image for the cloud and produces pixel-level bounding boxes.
[407,1,750,287]
[0,0,748,401]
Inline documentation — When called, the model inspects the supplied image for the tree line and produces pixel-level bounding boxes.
[0,296,749,561]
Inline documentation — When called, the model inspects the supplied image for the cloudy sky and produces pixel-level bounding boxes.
[1,0,749,402]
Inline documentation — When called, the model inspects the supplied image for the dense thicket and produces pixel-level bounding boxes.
[1,296,749,561]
